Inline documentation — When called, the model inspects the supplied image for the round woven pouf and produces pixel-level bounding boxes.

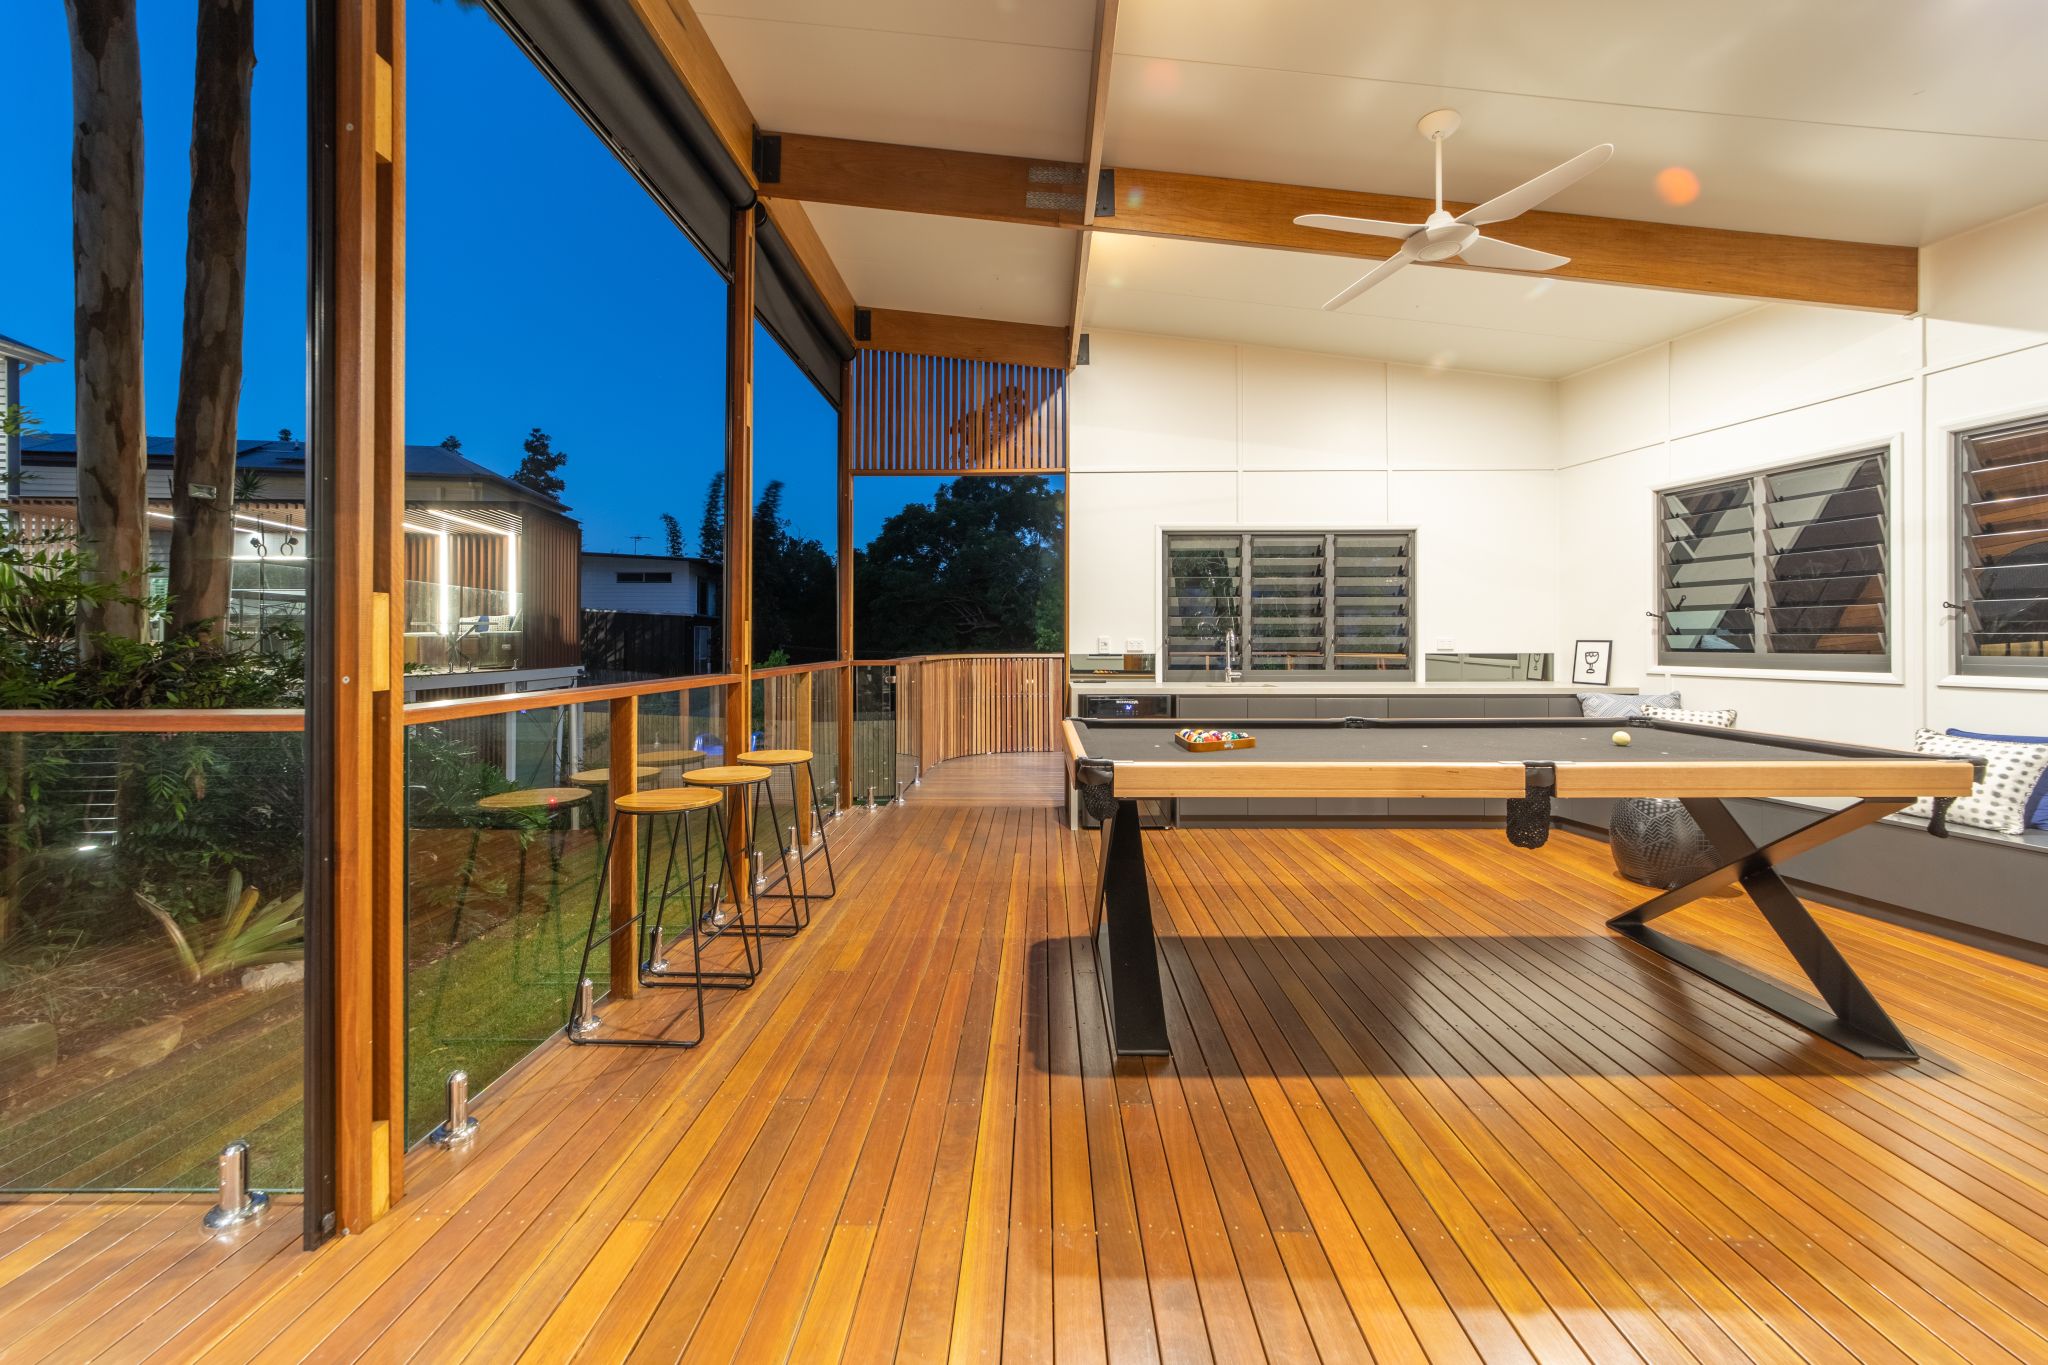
[1609,798,1718,889]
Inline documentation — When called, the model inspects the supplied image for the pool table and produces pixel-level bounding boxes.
[1065,715,1979,1062]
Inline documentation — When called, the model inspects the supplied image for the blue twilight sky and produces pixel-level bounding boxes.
[3,0,933,553]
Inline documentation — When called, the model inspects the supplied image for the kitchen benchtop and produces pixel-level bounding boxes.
[1067,680,1636,697]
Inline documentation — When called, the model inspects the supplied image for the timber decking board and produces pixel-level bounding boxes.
[6,753,2048,1361]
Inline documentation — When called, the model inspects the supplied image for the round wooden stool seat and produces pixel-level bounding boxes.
[682,765,770,788]
[477,787,590,812]
[738,749,813,767]
[638,747,710,766]
[570,765,658,786]
[614,787,724,816]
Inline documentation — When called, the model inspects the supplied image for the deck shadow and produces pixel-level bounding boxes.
[1029,930,1906,1080]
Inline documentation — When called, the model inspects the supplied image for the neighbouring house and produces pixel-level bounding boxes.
[578,549,721,679]
[13,432,584,698]
[0,332,62,502]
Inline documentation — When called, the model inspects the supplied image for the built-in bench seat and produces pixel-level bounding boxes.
[1557,796,2048,966]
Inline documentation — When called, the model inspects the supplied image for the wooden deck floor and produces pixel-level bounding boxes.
[6,753,2048,1361]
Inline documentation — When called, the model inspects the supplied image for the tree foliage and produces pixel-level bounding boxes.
[698,469,725,562]
[660,512,685,558]
[750,478,836,664]
[510,426,568,499]
[855,476,1062,656]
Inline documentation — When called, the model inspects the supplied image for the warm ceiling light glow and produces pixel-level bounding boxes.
[1139,58,1180,95]
[1654,166,1701,206]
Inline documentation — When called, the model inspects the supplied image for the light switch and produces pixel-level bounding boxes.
[1094,635,1111,651]
[1433,637,1455,652]
[1124,638,1146,652]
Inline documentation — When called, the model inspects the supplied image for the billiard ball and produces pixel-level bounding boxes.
[1611,730,1632,747]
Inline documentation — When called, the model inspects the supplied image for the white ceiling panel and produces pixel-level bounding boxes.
[1108,0,2048,244]
[805,205,1075,325]
[699,0,1095,161]
[1085,233,1755,378]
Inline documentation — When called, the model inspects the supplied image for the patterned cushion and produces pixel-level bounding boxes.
[1578,691,1678,720]
[1905,729,2048,836]
[1639,703,1738,729]
[1949,729,2048,831]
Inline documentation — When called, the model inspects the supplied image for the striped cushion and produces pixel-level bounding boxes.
[1639,703,1738,729]
[1578,691,1677,720]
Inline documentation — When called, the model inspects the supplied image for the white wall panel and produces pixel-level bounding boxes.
[1068,331,1238,472]
[1668,305,1917,437]
[1238,347,1386,470]
[1238,470,1389,526]
[1559,344,1669,466]
[1068,470,1236,657]
[1386,365,1558,469]
[1390,470,1559,656]
[1556,445,1664,688]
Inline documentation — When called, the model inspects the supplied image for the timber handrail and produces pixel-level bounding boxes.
[401,671,741,724]
[750,660,846,680]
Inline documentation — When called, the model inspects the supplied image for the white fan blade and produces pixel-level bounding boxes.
[1457,143,1614,227]
[1294,213,1423,241]
[1456,235,1570,272]
[1322,245,1417,310]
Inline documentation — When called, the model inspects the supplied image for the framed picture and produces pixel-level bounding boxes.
[1571,639,1613,686]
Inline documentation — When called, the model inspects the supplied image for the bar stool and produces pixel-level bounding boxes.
[450,787,591,945]
[567,787,757,1049]
[682,764,803,937]
[738,748,839,918]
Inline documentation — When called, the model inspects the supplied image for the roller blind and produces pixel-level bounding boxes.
[1658,450,1890,669]
[1162,531,1414,680]
[1957,417,2048,675]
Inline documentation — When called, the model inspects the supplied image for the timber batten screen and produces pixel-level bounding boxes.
[851,350,1067,475]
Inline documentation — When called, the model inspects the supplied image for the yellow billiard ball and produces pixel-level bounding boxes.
[1611,730,1633,747]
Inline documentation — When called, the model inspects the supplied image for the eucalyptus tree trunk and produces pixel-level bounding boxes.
[169,0,256,643]
[65,0,149,651]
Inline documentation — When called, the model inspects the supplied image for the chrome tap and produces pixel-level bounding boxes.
[1224,627,1242,682]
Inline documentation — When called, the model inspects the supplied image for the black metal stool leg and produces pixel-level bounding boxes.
[679,803,759,989]
[801,758,838,900]
[566,807,704,1049]
[748,770,810,934]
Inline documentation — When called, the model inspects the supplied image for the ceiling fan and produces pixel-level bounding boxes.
[1295,109,1614,310]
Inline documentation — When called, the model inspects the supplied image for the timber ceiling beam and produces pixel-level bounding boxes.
[760,133,1920,313]
[1070,0,1119,366]
[856,308,1070,369]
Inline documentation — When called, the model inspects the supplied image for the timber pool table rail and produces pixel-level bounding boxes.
[1064,715,1981,1064]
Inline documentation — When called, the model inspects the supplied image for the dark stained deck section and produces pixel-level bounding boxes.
[4,753,2048,1361]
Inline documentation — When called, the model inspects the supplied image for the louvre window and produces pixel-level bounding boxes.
[1163,531,1413,679]
[1658,449,1891,670]
[1957,417,2048,675]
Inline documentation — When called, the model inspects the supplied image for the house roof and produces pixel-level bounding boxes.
[0,332,61,367]
[581,549,717,570]
[21,433,569,512]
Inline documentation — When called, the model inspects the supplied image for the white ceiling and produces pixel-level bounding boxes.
[1109,0,2048,245]
[1086,234,1757,379]
[696,0,1098,161]
[802,205,1075,326]
[698,0,2048,368]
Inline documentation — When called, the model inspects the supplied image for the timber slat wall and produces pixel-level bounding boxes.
[851,351,1067,475]
[913,653,1062,765]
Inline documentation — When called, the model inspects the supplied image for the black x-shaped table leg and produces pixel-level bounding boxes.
[1607,797,1918,1061]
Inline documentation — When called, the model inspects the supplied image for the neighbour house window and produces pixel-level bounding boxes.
[1657,448,1892,671]
[615,570,672,584]
[1162,530,1414,680]
[1955,415,2048,677]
